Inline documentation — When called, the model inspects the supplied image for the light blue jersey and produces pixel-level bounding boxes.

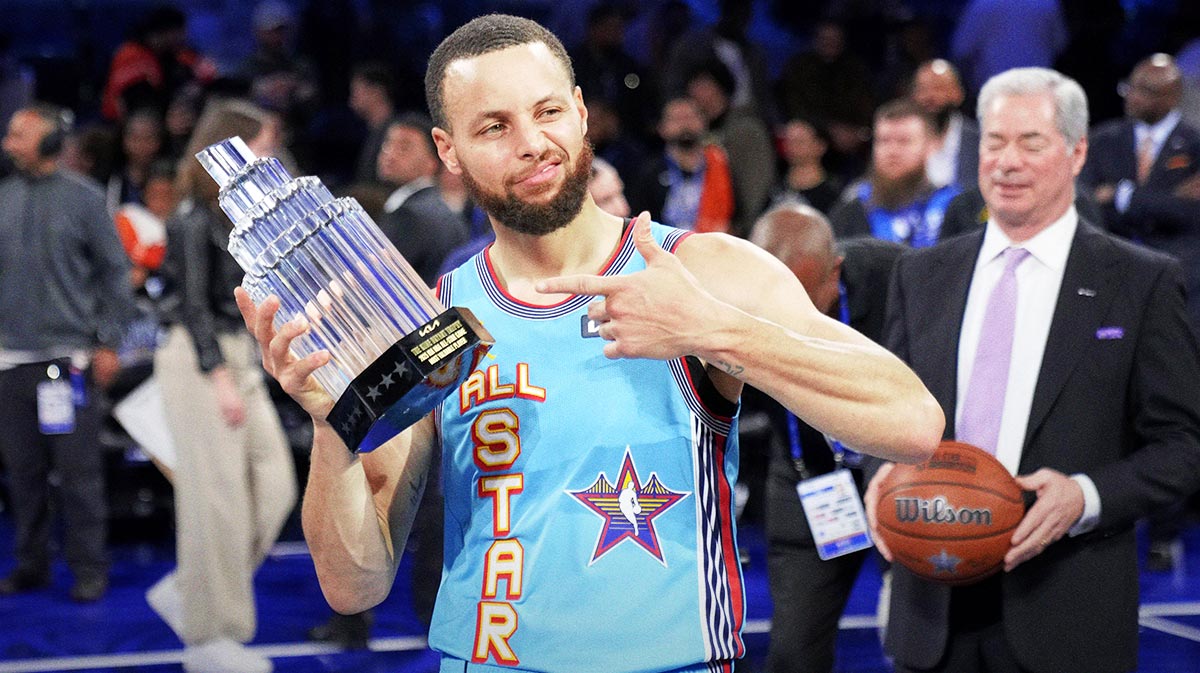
[430,222,743,673]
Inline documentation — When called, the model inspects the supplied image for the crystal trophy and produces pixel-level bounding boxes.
[197,137,492,453]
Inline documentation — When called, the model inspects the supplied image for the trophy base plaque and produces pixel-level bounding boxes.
[327,307,493,453]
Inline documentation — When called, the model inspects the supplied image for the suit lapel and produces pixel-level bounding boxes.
[1024,223,1122,445]
[1147,124,1195,186]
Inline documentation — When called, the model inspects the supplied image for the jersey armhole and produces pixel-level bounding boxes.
[682,355,738,421]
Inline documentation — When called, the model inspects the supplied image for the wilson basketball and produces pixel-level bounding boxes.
[875,440,1025,586]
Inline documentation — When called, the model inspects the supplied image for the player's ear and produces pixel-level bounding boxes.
[575,86,588,138]
[433,127,461,175]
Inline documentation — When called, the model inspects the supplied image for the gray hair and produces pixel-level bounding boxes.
[977,67,1089,147]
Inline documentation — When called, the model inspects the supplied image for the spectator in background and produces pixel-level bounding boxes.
[829,99,958,247]
[770,118,843,215]
[628,96,734,233]
[686,59,777,236]
[911,59,980,192]
[349,62,397,186]
[149,100,297,673]
[241,0,319,154]
[1054,0,1126,125]
[662,0,776,124]
[1082,54,1200,323]
[101,5,216,123]
[569,2,650,146]
[63,123,119,185]
[590,156,631,218]
[113,159,176,294]
[777,20,874,183]
[875,18,939,104]
[375,112,468,286]
[1081,54,1200,573]
[750,204,904,673]
[951,0,1068,97]
[106,108,167,214]
[584,97,647,193]
[0,103,138,603]
[163,84,205,162]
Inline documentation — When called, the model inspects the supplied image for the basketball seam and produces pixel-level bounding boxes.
[876,521,1018,541]
[880,480,1024,504]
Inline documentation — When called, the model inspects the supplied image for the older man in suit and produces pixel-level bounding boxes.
[866,67,1200,673]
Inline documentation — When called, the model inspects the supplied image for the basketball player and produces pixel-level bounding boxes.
[237,14,942,672]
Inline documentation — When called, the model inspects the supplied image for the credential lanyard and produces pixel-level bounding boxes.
[788,282,862,477]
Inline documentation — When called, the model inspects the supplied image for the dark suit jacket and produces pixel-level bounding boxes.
[882,221,1200,673]
[377,185,468,286]
[1081,117,1200,326]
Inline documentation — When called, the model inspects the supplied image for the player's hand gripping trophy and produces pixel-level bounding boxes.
[198,137,492,452]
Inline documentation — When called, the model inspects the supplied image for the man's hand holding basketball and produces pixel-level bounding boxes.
[864,463,895,562]
[235,287,335,421]
[1004,468,1085,571]
[536,212,732,361]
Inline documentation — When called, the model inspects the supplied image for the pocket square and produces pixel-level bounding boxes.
[1095,326,1124,340]
[1166,154,1192,171]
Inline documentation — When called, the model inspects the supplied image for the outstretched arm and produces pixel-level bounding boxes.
[235,288,435,613]
[536,214,943,463]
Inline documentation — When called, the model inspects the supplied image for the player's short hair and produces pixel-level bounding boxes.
[424,14,574,131]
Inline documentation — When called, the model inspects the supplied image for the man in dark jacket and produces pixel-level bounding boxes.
[375,112,467,285]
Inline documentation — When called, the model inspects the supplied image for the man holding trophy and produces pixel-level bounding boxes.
[235,14,943,673]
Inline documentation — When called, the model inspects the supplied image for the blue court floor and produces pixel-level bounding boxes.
[1,511,1199,672]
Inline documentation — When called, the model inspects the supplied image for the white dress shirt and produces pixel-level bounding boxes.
[956,206,1100,535]
[1135,108,1182,167]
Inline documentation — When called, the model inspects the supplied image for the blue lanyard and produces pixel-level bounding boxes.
[788,282,861,473]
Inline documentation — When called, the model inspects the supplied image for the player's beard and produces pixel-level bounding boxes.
[461,142,594,237]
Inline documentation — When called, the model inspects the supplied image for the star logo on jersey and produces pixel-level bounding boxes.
[568,448,689,565]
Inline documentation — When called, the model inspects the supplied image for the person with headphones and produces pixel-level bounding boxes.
[0,103,139,602]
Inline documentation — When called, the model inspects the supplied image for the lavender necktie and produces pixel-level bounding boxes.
[957,247,1031,454]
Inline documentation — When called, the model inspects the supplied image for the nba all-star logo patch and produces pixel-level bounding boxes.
[568,447,689,565]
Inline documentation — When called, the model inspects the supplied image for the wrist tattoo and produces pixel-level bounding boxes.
[715,360,745,377]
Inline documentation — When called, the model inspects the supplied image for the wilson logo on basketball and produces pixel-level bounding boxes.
[894,496,993,526]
